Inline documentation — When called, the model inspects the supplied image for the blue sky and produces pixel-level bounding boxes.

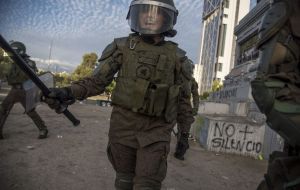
[0,0,203,72]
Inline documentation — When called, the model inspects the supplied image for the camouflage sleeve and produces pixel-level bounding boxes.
[70,41,122,100]
[176,49,195,133]
[191,78,199,110]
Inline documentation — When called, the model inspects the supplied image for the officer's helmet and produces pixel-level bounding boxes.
[127,0,178,35]
[10,41,26,55]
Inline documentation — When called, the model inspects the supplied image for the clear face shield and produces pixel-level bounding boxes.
[127,3,177,35]
[10,42,26,55]
[12,46,25,55]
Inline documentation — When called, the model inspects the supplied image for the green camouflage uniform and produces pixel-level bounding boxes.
[251,0,300,189]
[69,34,193,189]
[177,77,199,134]
[0,56,48,139]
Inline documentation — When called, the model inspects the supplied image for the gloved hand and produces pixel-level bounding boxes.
[42,87,75,113]
[192,107,198,116]
[174,132,189,160]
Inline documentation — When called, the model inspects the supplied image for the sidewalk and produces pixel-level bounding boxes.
[0,103,267,190]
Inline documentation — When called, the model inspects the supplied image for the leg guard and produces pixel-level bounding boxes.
[106,143,136,190]
[115,172,134,190]
[135,142,170,190]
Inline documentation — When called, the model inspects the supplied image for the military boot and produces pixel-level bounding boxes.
[174,132,189,160]
[38,129,48,139]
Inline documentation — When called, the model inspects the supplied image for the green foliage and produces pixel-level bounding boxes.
[200,91,210,100]
[0,49,13,80]
[212,79,223,92]
[0,48,4,60]
[54,72,71,87]
[71,53,98,81]
[105,80,116,95]
[199,80,223,100]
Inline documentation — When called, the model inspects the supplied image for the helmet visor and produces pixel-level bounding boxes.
[128,4,176,35]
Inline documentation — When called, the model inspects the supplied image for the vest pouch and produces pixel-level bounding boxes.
[111,77,150,110]
[164,85,180,123]
[145,84,169,116]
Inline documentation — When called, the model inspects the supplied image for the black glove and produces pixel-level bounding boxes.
[42,87,75,113]
[174,133,189,160]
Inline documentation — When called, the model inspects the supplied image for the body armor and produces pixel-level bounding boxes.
[110,34,182,122]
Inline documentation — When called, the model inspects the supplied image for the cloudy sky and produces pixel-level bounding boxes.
[0,0,203,72]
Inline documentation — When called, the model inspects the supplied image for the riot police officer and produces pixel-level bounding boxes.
[251,0,300,189]
[44,0,194,189]
[0,41,48,139]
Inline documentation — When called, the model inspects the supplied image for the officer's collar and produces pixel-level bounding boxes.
[140,35,165,46]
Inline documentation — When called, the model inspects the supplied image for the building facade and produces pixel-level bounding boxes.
[197,0,250,94]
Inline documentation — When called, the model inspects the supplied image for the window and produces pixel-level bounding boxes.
[224,0,230,8]
[218,24,227,57]
[218,63,223,72]
[223,14,228,18]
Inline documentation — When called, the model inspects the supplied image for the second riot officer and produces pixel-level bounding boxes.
[0,41,48,139]
[44,0,194,189]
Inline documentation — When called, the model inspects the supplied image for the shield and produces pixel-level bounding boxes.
[22,72,54,112]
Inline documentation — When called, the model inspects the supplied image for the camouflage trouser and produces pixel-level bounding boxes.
[0,88,47,137]
[107,141,169,190]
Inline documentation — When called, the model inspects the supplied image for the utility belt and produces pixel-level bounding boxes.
[111,77,180,123]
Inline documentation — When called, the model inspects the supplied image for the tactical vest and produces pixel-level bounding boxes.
[7,58,36,85]
[111,35,180,122]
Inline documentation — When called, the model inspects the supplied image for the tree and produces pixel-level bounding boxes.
[212,79,223,92]
[71,53,98,81]
[200,91,210,100]
[0,48,4,61]
[105,80,116,95]
[0,49,13,80]
[54,72,71,87]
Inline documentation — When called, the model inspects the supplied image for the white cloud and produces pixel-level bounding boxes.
[31,57,75,68]
[0,0,203,64]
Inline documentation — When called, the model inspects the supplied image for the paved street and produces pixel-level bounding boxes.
[0,101,267,190]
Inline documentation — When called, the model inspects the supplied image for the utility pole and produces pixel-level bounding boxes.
[48,38,54,71]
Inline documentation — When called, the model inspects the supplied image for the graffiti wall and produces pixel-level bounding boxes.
[205,119,265,157]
